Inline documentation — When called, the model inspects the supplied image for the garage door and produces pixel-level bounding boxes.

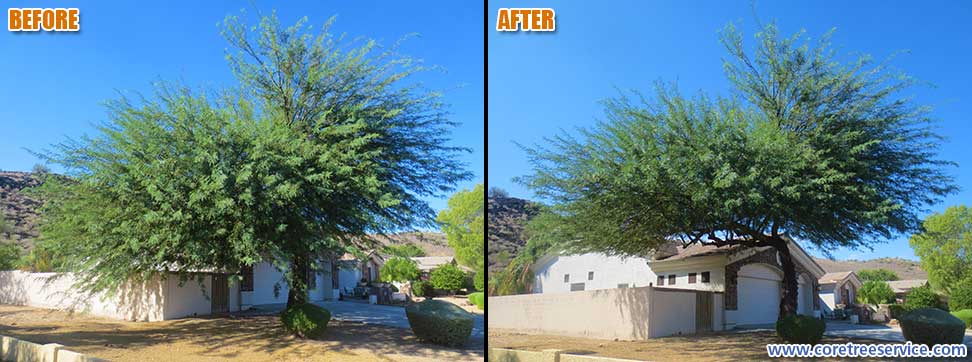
[736,264,781,326]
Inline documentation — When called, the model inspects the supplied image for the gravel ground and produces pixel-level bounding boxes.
[0,304,484,362]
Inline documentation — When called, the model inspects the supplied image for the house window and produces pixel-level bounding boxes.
[617,283,629,289]
[588,271,594,281]
[240,265,254,292]
[688,273,697,284]
[657,275,665,286]
[570,283,585,292]
[668,274,676,285]
[701,271,710,283]
[564,274,570,283]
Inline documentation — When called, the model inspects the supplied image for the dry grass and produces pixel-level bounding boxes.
[0,305,483,362]
[489,329,966,362]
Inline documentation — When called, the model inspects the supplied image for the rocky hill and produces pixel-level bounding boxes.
[0,171,43,251]
[378,231,453,257]
[487,194,541,274]
[812,256,927,280]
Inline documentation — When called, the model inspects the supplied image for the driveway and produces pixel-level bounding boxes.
[313,301,485,348]
[824,321,972,347]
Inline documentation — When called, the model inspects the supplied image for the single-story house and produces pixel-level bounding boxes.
[817,271,862,313]
[887,279,929,302]
[531,238,826,329]
[336,251,386,294]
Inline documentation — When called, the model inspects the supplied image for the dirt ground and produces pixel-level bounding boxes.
[489,329,968,362]
[0,305,484,362]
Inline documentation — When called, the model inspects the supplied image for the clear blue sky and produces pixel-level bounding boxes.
[0,1,483,217]
[488,0,972,261]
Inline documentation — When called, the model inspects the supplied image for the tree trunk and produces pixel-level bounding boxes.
[772,238,799,320]
[286,254,308,308]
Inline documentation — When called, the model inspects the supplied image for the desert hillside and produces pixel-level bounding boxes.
[0,171,42,250]
[378,231,453,257]
[812,257,927,280]
[487,194,541,274]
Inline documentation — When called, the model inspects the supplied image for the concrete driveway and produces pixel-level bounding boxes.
[312,301,485,348]
[824,321,972,348]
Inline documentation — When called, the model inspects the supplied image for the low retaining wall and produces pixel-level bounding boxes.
[488,348,645,362]
[1,335,106,362]
[0,271,165,321]
[488,285,722,340]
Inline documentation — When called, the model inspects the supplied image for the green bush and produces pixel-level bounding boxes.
[899,308,966,346]
[412,280,434,298]
[473,270,484,292]
[948,284,972,311]
[950,309,972,329]
[857,280,895,305]
[430,263,466,293]
[405,299,474,347]
[775,314,826,345]
[904,285,942,311]
[0,242,21,271]
[281,303,331,338]
[468,292,484,310]
[889,304,911,320]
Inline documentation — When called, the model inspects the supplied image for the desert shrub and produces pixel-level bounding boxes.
[406,299,474,347]
[899,308,966,346]
[904,285,943,311]
[950,309,972,329]
[857,269,899,282]
[776,314,826,345]
[0,242,21,270]
[412,280,434,298]
[468,292,484,310]
[948,283,972,311]
[430,263,466,293]
[281,303,331,338]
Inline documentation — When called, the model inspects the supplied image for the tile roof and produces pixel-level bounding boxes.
[818,271,853,284]
[886,279,928,293]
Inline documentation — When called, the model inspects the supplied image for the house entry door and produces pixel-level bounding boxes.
[212,274,230,314]
[695,291,713,332]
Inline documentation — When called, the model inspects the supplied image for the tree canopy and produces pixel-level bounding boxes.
[520,23,955,318]
[857,280,895,306]
[379,257,421,284]
[910,205,972,295]
[33,11,469,309]
[858,269,899,282]
[437,184,484,281]
[383,243,427,258]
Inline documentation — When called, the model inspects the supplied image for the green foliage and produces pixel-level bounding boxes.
[0,242,21,270]
[412,280,433,298]
[280,303,331,339]
[858,269,899,282]
[383,243,426,258]
[0,212,11,236]
[473,268,484,292]
[16,243,59,272]
[32,11,468,306]
[899,308,966,346]
[904,285,943,311]
[379,257,420,284]
[857,280,896,305]
[467,292,484,310]
[910,205,972,296]
[437,184,484,272]
[950,310,972,329]
[948,281,972,311]
[31,164,50,175]
[776,314,826,345]
[430,263,465,293]
[405,299,474,347]
[889,304,910,320]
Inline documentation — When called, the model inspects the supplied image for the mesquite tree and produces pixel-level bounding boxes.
[520,23,955,319]
[33,12,469,310]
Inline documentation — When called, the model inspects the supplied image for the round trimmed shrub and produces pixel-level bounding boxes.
[904,285,942,310]
[281,303,331,338]
[776,314,826,345]
[899,307,966,346]
[430,263,466,293]
[949,309,972,329]
[405,299,474,347]
[467,292,484,310]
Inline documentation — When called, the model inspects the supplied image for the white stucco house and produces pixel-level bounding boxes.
[817,271,862,313]
[531,239,826,329]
